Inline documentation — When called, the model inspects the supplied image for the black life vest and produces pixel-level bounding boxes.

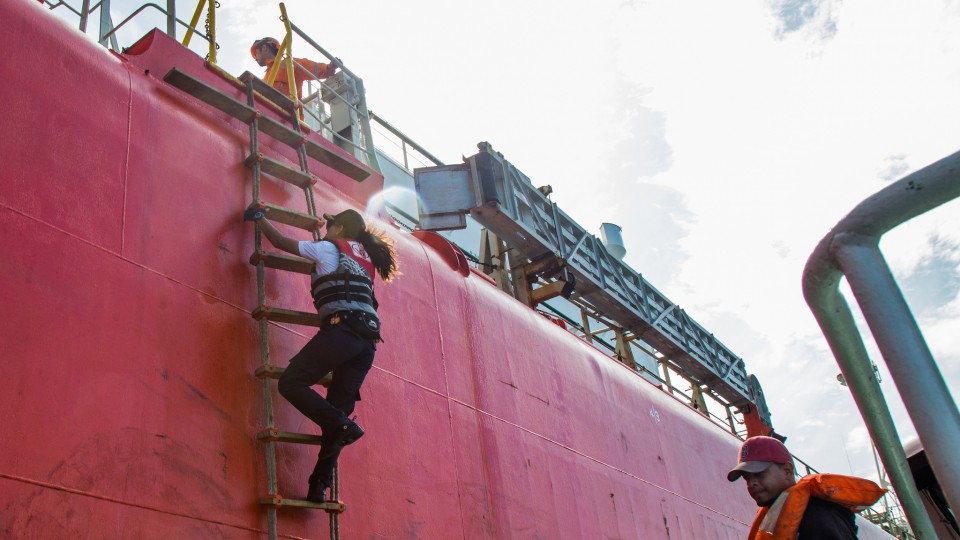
[310,239,378,320]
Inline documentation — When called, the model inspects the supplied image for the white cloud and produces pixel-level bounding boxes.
[605,0,960,478]
[846,425,873,453]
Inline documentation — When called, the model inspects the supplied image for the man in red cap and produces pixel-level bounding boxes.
[728,436,886,539]
[250,37,337,102]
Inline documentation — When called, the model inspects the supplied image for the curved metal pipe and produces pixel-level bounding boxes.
[803,150,960,538]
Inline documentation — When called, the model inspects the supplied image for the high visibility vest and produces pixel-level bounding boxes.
[747,474,885,539]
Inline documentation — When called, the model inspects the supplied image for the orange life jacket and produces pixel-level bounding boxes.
[747,474,885,539]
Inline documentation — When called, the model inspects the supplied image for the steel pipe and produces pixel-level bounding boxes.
[803,149,960,538]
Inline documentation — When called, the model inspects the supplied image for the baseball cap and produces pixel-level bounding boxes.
[727,436,791,482]
[323,209,365,239]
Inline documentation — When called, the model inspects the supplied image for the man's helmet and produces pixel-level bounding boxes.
[250,37,281,59]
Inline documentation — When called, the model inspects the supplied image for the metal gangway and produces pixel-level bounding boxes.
[414,142,772,431]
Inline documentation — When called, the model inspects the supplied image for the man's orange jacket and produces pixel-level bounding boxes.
[264,57,335,101]
[748,474,885,539]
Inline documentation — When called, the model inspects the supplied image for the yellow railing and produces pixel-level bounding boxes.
[182,0,217,63]
[262,3,299,104]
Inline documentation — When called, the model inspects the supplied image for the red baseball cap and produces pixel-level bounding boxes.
[727,436,791,482]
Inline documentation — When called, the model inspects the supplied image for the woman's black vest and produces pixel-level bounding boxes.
[310,240,378,320]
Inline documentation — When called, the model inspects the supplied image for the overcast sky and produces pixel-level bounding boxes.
[75,0,960,498]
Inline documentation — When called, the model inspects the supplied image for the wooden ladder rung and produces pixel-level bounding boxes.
[258,115,307,147]
[239,71,297,112]
[249,250,315,274]
[245,153,315,189]
[254,365,332,387]
[248,202,321,231]
[163,68,256,123]
[165,69,371,182]
[164,69,303,147]
[257,428,322,445]
[303,139,371,182]
[259,495,345,513]
[254,364,285,379]
[252,305,322,327]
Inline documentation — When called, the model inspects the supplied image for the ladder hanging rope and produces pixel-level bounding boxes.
[241,73,345,540]
[203,0,218,63]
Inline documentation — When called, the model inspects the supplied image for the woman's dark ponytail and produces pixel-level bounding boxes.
[358,227,399,282]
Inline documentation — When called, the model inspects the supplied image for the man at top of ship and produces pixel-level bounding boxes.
[728,436,887,539]
[250,36,337,102]
[246,207,399,503]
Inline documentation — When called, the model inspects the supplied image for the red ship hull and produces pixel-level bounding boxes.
[1,2,755,537]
